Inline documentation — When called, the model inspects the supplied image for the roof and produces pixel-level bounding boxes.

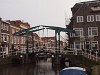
[62,67,86,71]
[23,22,30,28]
[77,1,100,7]
[72,1,100,13]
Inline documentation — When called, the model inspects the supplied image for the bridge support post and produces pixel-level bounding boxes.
[54,30,61,65]
[25,33,29,64]
[31,33,34,52]
[55,54,61,64]
[58,31,60,52]
[55,31,57,51]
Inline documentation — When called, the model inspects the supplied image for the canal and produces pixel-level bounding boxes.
[0,58,60,75]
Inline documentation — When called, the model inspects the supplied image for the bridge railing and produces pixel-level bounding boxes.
[82,50,100,62]
[64,48,100,62]
[0,51,6,58]
[25,48,100,62]
[0,50,18,58]
[1,47,99,62]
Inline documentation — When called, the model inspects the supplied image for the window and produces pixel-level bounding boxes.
[17,36,20,44]
[74,28,83,37]
[1,34,7,42]
[85,41,90,49]
[96,15,100,21]
[70,44,73,48]
[88,27,98,36]
[75,42,80,49]
[10,36,13,44]
[23,37,26,44]
[1,23,4,29]
[14,36,16,44]
[21,37,23,44]
[70,33,73,37]
[6,26,9,31]
[74,41,84,49]
[12,28,15,34]
[1,34,3,42]
[7,35,9,42]
[4,24,6,30]
[77,16,83,23]
[92,41,98,50]
[1,23,9,31]
[87,15,94,22]
[21,37,25,44]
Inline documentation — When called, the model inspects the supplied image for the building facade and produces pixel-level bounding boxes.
[8,20,35,54]
[41,37,64,50]
[0,18,64,56]
[68,1,100,51]
[0,18,10,55]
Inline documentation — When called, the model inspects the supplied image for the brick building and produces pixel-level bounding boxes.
[0,18,64,55]
[41,37,64,50]
[7,20,29,53]
[67,1,100,51]
[8,20,41,54]
[0,18,10,55]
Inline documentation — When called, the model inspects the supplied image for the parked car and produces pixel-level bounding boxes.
[60,67,87,75]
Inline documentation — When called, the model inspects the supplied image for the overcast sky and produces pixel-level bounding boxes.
[0,0,92,27]
[0,0,92,38]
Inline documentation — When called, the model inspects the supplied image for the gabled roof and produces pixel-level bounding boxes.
[73,3,92,16]
[71,3,92,19]
[23,22,30,28]
[7,20,30,28]
[72,1,100,14]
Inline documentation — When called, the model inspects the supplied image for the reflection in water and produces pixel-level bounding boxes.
[0,59,59,75]
[92,65,100,75]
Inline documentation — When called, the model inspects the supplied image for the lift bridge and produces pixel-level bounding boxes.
[13,25,75,63]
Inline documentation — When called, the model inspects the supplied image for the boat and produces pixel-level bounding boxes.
[60,67,87,75]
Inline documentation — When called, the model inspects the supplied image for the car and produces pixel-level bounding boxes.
[60,67,87,75]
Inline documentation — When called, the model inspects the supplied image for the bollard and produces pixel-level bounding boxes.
[90,50,91,59]
[88,53,89,58]
[20,55,24,64]
[3,51,4,58]
[75,49,77,55]
[82,51,83,55]
[93,55,94,60]
[16,51,17,55]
